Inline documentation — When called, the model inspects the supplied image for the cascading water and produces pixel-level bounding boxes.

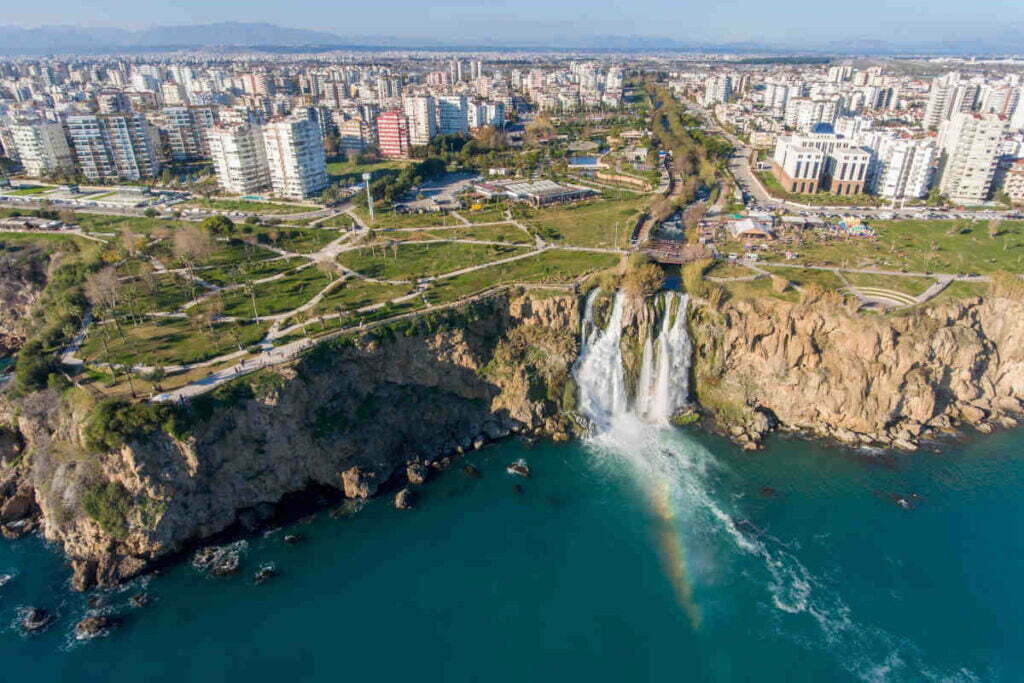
[572,288,952,680]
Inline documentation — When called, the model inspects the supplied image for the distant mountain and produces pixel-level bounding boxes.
[0,21,1022,56]
[0,22,347,54]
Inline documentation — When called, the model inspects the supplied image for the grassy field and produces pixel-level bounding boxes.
[6,186,50,196]
[402,223,532,244]
[929,279,989,303]
[757,171,882,207]
[317,214,357,229]
[518,197,645,249]
[337,242,529,280]
[183,198,319,214]
[117,273,195,314]
[326,159,409,183]
[706,260,761,279]
[199,256,306,288]
[460,205,510,223]
[81,317,269,366]
[788,220,1024,274]
[763,266,847,291]
[355,206,462,230]
[426,249,618,304]
[250,227,339,254]
[313,278,413,315]
[218,266,333,318]
[841,271,935,296]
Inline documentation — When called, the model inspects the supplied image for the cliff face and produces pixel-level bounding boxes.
[0,244,48,354]
[690,295,1024,449]
[2,292,580,589]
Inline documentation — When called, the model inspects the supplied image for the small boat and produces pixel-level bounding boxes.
[506,459,531,478]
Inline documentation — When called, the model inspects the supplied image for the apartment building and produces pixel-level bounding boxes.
[937,112,1007,203]
[261,117,328,199]
[160,106,216,161]
[376,109,410,159]
[65,113,161,181]
[867,136,937,199]
[10,121,74,177]
[772,131,871,194]
[402,95,436,146]
[207,124,270,195]
[437,95,469,135]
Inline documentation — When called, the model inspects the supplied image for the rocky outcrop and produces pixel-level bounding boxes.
[0,292,580,589]
[0,244,48,354]
[690,295,1024,449]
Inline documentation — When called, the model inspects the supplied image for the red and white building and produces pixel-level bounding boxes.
[376,109,410,159]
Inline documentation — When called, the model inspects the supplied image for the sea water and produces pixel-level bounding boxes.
[0,428,1022,682]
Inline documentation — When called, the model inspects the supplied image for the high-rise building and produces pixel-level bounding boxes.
[207,124,270,195]
[868,137,937,199]
[10,121,74,177]
[376,109,410,159]
[436,95,468,135]
[66,113,161,180]
[160,106,216,161]
[402,95,436,146]
[261,116,328,199]
[336,116,372,154]
[937,112,1007,203]
[703,75,733,106]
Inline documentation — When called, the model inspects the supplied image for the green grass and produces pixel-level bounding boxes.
[405,223,532,244]
[930,280,989,304]
[426,249,618,304]
[249,227,339,253]
[706,260,760,279]
[326,159,409,183]
[841,272,935,296]
[116,273,195,314]
[337,242,530,281]
[72,213,188,234]
[517,196,645,249]
[461,205,510,223]
[317,214,356,229]
[182,198,318,214]
[355,206,463,230]
[764,266,846,291]
[218,266,333,318]
[313,278,413,314]
[6,186,50,196]
[199,256,307,288]
[785,220,1024,275]
[81,317,269,366]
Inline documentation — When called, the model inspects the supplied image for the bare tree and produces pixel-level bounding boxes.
[173,225,214,300]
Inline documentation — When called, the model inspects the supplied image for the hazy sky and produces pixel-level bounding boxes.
[4,0,1023,44]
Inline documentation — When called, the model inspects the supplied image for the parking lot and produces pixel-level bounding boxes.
[398,171,480,212]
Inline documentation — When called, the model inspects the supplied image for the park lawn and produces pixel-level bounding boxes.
[426,249,618,304]
[519,196,646,249]
[763,266,846,291]
[81,317,269,367]
[417,223,532,244]
[164,238,278,271]
[199,256,307,288]
[461,205,510,223]
[706,260,761,279]
[313,278,413,314]
[354,206,463,230]
[218,266,333,318]
[251,227,339,253]
[841,272,935,296]
[73,213,187,234]
[791,220,1024,274]
[183,198,319,214]
[929,279,990,304]
[317,213,357,229]
[117,273,196,315]
[6,186,50,196]
[717,275,799,304]
[327,159,409,183]
[337,241,529,281]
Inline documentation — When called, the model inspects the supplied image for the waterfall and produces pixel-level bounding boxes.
[574,289,691,429]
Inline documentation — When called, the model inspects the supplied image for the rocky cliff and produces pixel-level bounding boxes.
[0,292,580,589]
[689,294,1024,450]
[0,243,48,354]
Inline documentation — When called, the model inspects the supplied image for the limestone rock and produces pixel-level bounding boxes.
[394,488,414,510]
[406,462,428,485]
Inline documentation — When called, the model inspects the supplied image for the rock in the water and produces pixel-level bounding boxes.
[129,593,151,608]
[253,563,278,586]
[406,462,428,485]
[506,459,530,478]
[209,553,240,576]
[394,488,414,510]
[341,467,378,499]
[20,607,52,633]
[75,615,115,640]
[283,533,304,545]
[462,464,481,479]
[86,594,107,609]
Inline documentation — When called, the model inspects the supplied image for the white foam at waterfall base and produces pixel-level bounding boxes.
[573,289,972,682]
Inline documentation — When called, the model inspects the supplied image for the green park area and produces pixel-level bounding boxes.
[181,198,319,214]
[337,241,529,281]
[516,195,646,249]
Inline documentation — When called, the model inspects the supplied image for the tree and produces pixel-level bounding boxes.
[143,207,159,218]
[988,219,1003,240]
[173,225,214,299]
[201,214,235,236]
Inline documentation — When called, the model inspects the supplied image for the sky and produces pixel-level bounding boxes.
[3,0,1023,46]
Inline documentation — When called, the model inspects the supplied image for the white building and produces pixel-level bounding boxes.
[402,95,436,146]
[869,137,937,199]
[66,113,161,181]
[261,116,328,199]
[938,112,1007,203]
[437,95,468,135]
[207,124,270,196]
[10,121,74,177]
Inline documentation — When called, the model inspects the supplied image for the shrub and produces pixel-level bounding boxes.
[82,480,131,538]
[84,399,178,454]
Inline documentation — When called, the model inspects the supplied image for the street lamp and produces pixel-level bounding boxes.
[363,172,374,223]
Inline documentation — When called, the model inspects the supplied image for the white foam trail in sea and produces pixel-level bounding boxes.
[573,289,976,682]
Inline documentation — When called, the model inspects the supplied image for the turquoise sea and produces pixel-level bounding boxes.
[1,425,1022,682]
